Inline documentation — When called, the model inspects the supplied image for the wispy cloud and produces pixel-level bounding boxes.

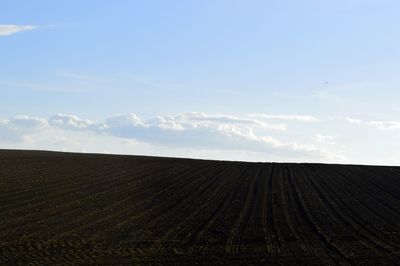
[315,134,335,145]
[345,117,400,130]
[247,114,318,122]
[0,24,37,36]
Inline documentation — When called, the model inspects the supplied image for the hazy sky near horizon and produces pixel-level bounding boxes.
[2,0,400,165]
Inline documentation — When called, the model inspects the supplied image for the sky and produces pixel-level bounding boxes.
[2,0,400,165]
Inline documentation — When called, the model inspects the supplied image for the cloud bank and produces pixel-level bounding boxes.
[0,112,345,163]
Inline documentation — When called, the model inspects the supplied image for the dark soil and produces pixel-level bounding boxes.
[1,150,400,265]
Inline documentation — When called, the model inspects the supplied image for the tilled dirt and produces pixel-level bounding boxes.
[0,150,400,265]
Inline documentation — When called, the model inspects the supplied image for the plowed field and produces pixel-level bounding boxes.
[1,150,400,265]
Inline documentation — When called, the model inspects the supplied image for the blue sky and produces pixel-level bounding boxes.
[2,0,400,164]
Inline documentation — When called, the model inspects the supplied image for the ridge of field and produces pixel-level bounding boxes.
[0,150,399,265]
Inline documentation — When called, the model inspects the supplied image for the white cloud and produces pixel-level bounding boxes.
[49,114,105,130]
[247,114,318,122]
[178,112,286,129]
[368,121,400,130]
[315,134,335,145]
[105,113,144,128]
[0,24,36,36]
[9,116,48,129]
[345,117,400,130]
[101,113,314,159]
[144,112,287,131]
[0,112,343,162]
[0,116,48,141]
[345,117,362,124]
